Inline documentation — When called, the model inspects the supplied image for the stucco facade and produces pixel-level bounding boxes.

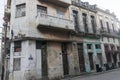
[2,0,120,80]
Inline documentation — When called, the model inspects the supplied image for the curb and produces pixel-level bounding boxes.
[61,68,120,80]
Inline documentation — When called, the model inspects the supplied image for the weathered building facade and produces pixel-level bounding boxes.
[2,0,120,80]
[97,8,120,70]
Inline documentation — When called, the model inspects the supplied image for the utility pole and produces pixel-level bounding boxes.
[2,17,8,80]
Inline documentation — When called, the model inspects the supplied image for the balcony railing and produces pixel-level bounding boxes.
[38,0,71,7]
[100,27,119,37]
[110,29,118,35]
[36,13,74,31]
[71,0,97,12]
[100,27,108,33]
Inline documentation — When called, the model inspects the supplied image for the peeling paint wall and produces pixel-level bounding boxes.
[83,39,103,73]
[69,5,97,33]
[8,0,120,80]
[47,42,63,79]
[72,42,81,75]
[97,9,120,69]
[10,0,72,40]
[67,43,75,75]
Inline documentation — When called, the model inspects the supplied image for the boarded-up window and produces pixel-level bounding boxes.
[13,58,21,71]
[14,41,21,52]
[16,3,26,17]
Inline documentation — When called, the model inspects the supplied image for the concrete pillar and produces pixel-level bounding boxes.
[67,43,75,75]
[101,43,107,64]
[92,43,97,72]
[83,43,91,73]
[72,42,80,75]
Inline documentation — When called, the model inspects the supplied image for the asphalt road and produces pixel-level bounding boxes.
[62,69,120,80]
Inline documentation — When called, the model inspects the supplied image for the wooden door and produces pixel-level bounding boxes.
[77,43,86,72]
[62,43,69,75]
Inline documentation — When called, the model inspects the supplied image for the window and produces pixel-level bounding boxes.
[37,5,47,14]
[57,10,65,18]
[102,37,103,41]
[112,24,115,32]
[100,20,103,29]
[91,16,96,33]
[73,10,79,31]
[87,44,92,49]
[95,44,101,49]
[117,47,120,51]
[14,41,21,52]
[106,22,110,33]
[16,3,26,17]
[107,37,110,42]
[82,13,89,33]
[113,38,115,43]
[13,58,21,71]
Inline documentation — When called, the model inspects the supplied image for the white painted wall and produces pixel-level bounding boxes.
[10,0,73,40]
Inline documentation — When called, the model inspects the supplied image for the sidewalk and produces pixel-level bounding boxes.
[61,68,120,80]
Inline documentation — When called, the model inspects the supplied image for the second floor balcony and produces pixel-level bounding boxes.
[38,0,71,8]
[36,13,74,32]
[100,27,119,37]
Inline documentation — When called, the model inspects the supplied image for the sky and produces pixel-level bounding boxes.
[0,0,120,27]
[0,0,5,28]
[82,0,120,20]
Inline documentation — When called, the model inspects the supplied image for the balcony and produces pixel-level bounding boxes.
[100,27,108,33]
[109,29,119,36]
[38,0,71,8]
[100,28,119,37]
[71,0,97,12]
[36,13,74,32]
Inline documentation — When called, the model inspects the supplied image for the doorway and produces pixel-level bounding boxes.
[97,53,103,67]
[61,43,69,75]
[36,41,48,78]
[77,43,86,72]
[88,53,94,70]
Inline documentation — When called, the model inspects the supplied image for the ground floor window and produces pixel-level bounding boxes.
[14,41,21,52]
[13,58,21,71]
